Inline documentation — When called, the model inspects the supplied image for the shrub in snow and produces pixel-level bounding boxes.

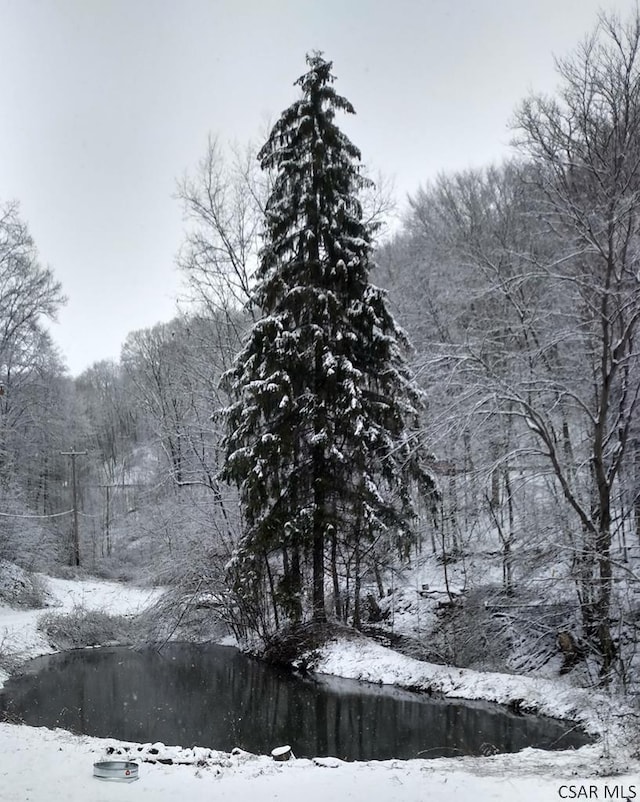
[0,560,51,609]
[37,605,135,650]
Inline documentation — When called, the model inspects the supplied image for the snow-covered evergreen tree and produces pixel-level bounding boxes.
[221,52,434,629]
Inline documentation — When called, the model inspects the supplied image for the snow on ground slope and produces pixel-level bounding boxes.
[0,574,638,801]
[0,575,161,686]
[44,575,161,616]
[314,636,623,738]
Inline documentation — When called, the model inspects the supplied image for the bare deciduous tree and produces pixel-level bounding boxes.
[510,11,640,679]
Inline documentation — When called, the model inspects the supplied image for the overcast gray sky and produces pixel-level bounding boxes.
[0,0,633,375]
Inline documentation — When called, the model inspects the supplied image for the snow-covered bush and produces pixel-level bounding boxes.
[0,560,50,609]
[0,630,17,677]
[37,605,135,650]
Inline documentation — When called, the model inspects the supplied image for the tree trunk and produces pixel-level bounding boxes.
[312,479,326,622]
[352,538,362,629]
[373,559,384,599]
[503,467,514,595]
[634,438,640,542]
[264,551,280,630]
[330,526,342,620]
[595,521,615,680]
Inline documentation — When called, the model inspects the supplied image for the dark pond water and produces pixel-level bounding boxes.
[0,643,592,761]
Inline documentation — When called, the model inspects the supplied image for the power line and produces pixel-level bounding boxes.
[0,509,73,519]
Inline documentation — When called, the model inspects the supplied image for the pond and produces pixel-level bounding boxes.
[0,643,592,761]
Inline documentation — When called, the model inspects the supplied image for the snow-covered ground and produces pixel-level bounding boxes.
[3,723,638,802]
[0,573,638,802]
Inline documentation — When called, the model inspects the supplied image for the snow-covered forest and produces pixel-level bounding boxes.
[3,8,640,713]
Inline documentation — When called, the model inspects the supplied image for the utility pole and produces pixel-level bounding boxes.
[61,447,88,567]
[105,483,110,557]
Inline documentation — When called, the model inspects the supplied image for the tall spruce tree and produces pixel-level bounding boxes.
[221,53,433,630]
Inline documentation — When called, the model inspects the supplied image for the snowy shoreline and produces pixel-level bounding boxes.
[1,575,639,801]
[313,636,622,739]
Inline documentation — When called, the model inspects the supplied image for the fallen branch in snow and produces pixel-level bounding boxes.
[105,740,234,768]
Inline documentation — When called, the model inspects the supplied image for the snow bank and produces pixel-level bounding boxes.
[314,635,631,741]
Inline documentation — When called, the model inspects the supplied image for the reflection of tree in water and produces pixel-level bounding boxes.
[0,645,592,760]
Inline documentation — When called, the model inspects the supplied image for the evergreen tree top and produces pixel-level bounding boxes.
[255,51,376,311]
[258,51,361,167]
